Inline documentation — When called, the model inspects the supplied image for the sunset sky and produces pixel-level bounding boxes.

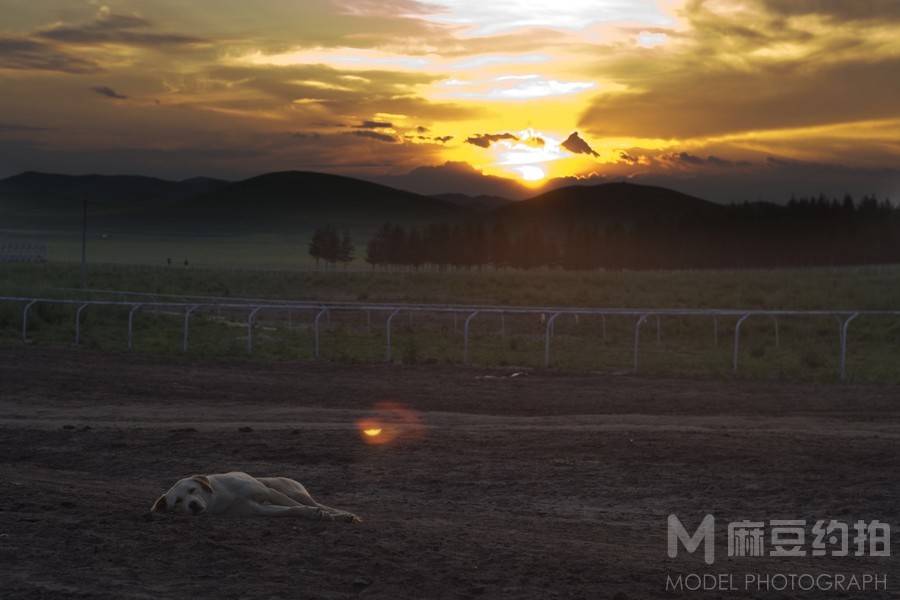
[1,0,899,200]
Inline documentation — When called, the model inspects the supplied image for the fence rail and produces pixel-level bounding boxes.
[0,241,48,263]
[2,295,898,381]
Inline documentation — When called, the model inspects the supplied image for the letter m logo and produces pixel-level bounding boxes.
[668,514,715,565]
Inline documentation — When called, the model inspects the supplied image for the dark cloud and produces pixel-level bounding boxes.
[580,0,900,139]
[465,132,519,148]
[756,0,900,21]
[619,151,641,165]
[356,120,393,129]
[352,130,398,143]
[0,122,50,132]
[91,86,128,100]
[561,132,599,157]
[669,151,704,165]
[37,12,205,47]
[434,135,453,143]
[580,57,900,138]
[707,155,752,168]
[0,36,102,73]
[416,126,429,133]
[200,64,481,123]
[663,152,752,168]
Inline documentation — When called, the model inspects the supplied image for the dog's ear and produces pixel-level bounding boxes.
[191,475,213,494]
[151,495,167,513]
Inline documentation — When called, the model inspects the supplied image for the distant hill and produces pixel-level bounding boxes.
[185,171,459,231]
[497,182,726,228]
[0,171,229,230]
[0,171,730,238]
[432,193,512,211]
[0,170,460,233]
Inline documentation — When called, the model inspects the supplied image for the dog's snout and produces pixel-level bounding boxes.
[188,500,203,514]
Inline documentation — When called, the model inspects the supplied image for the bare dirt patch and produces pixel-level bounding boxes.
[1,347,898,599]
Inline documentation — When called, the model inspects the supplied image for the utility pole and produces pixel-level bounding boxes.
[80,196,87,289]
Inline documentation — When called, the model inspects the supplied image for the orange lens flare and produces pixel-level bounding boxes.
[355,402,424,445]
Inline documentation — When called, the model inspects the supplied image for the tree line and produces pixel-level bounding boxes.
[308,225,354,268]
[313,194,900,270]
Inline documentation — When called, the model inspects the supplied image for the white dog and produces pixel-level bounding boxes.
[150,471,361,522]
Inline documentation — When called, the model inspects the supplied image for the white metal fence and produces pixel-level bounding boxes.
[2,293,898,381]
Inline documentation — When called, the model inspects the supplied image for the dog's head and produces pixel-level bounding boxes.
[150,475,214,515]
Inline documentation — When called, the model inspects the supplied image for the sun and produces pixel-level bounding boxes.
[517,165,546,182]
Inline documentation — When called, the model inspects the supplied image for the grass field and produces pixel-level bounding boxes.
[2,230,319,270]
[1,262,899,383]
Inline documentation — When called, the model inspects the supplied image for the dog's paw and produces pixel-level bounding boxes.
[340,513,363,524]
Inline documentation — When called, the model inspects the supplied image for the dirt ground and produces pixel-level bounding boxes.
[1,346,898,599]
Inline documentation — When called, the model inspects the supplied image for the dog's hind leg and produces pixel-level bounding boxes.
[258,477,320,507]
[249,502,331,519]
[249,502,358,522]
[258,477,362,523]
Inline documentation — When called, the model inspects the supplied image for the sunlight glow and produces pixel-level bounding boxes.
[423,0,675,35]
[442,77,595,100]
[637,31,668,48]
[485,129,565,181]
[517,165,546,181]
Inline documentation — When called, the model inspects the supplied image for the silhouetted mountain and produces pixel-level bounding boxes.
[0,171,227,218]
[0,172,233,235]
[0,170,459,233]
[372,161,530,199]
[498,182,726,228]
[432,193,512,211]
[183,171,461,232]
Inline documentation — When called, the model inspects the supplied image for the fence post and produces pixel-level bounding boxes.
[182,305,200,353]
[74,303,89,345]
[246,306,264,353]
[713,317,719,347]
[127,304,142,351]
[633,314,650,373]
[385,309,401,362]
[313,308,328,358]
[656,315,661,345]
[839,313,859,382]
[733,314,751,373]
[463,311,480,365]
[544,312,562,368]
[22,300,38,342]
[772,316,780,348]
